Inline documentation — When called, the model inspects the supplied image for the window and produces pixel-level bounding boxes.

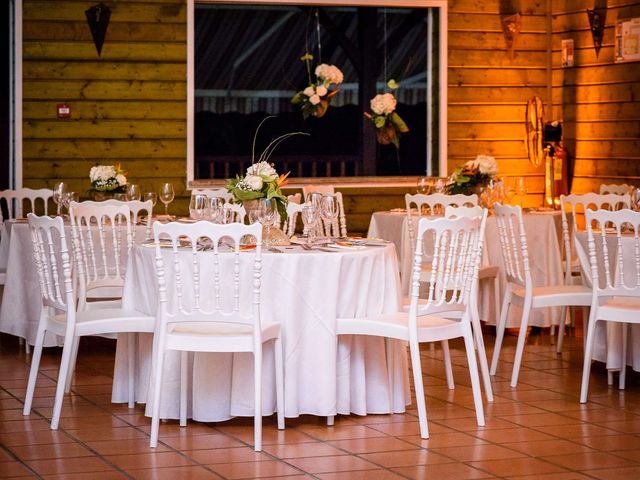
[188,0,447,184]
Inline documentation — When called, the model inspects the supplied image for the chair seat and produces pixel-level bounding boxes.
[52,308,154,336]
[337,312,463,343]
[170,321,281,342]
[479,265,499,279]
[401,297,465,319]
[597,297,640,323]
[511,284,592,308]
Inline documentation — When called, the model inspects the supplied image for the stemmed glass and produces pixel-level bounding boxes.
[515,177,527,205]
[301,203,319,246]
[208,197,225,222]
[258,198,277,247]
[189,193,208,220]
[309,192,325,237]
[434,177,447,194]
[320,195,339,239]
[159,183,175,217]
[52,182,68,216]
[127,184,141,201]
[417,177,433,195]
[61,191,79,217]
[144,192,157,213]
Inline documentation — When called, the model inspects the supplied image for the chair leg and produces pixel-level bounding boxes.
[462,326,485,427]
[470,301,493,402]
[150,348,166,448]
[608,370,614,386]
[51,336,75,430]
[493,275,500,326]
[23,326,46,416]
[556,306,567,354]
[409,339,429,439]
[490,288,511,375]
[580,313,599,403]
[550,325,556,345]
[180,351,188,427]
[127,334,136,408]
[510,298,532,388]
[25,341,31,355]
[619,323,627,390]
[441,340,455,390]
[274,337,285,430]
[327,416,335,426]
[253,346,263,452]
[65,336,80,394]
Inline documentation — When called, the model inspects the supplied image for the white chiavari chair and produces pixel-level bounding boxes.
[99,198,154,240]
[287,193,302,204]
[558,193,631,352]
[282,201,305,237]
[490,204,592,387]
[23,214,154,428]
[0,188,53,221]
[149,221,284,451]
[599,183,634,196]
[224,202,247,223]
[334,215,485,438]
[580,208,640,402]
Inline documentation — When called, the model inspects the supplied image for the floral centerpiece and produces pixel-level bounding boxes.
[88,164,128,200]
[291,54,344,119]
[365,80,409,149]
[226,117,307,220]
[447,155,498,195]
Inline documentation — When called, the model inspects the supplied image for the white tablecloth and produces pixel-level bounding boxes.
[112,243,411,421]
[575,231,640,372]
[368,210,565,328]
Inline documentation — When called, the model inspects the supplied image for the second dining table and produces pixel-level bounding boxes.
[111,239,411,421]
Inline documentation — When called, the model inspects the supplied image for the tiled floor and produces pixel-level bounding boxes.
[1,328,639,479]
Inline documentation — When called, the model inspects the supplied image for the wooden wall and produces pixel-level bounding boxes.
[552,0,640,193]
[22,0,187,199]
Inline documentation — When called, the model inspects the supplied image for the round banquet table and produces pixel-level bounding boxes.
[575,231,640,372]
[368,209,565,328]
[111,242,411,421]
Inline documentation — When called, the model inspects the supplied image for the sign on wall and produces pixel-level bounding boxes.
[615,17,640,62]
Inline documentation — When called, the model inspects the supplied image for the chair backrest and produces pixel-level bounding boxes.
[405,193,478,255]
[225,203,246,223]
[152,221,263,332]
[408,215,484,319]
[69,201,133,306]
[283,201,305,237]
[0,188,53,220]
[191,188,234,203]
[27,213,74,314]
[302,184,334,200]
[95,199,153,240]
[444,205,485,219]
[560,193,631,282]
[287,193,302,204]
[493,203,532,290]
[599,183,633,196]
[585,208,640,300]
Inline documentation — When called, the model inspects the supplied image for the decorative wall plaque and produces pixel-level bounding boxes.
[587,8,607,57]
[501,13,521,59]
[85,3,111,56]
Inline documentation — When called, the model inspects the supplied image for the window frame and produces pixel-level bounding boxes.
[187,0,448,187]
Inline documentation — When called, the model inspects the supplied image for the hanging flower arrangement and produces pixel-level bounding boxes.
[365,80,409,150]
[291,53,344,119]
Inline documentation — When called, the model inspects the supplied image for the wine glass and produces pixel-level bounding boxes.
[417,177,433,195]
[434,177,447,194]
[515,178,527,205]
[61,191,79,217]
[144,192,157,214]
[189,193,208,220]
[159,183,175,217]
[258,198,277,247]
[301,203,319,246]
[127,184,141,201]
[52,182,68,216]
[633,188,640,211]
[208,197,225,221]
[320,195,339,239]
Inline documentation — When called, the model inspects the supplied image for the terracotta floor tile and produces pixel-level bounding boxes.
[66,426,149,442]
[326,436,418,454]
[583,466,640,480]
[497,413,584,428]
[392,462,496,479]
[126,465,222,480]
[160,433,246,451]
[430,443,527,462]
[575,434,640,452]
[7,442,94,460]
[295,425,388,441]
[43,472,128,480]
[606,448,640,462]
[541,451,634,470]
[285,455,379,474]
[0,430,74,447]
[507,473,595,480]
[471,427,557,444]
[86,438,170,456]
[532,423,621,438]
[105,451,195,469]
[502,439,594,456]
[263,441,345,459]
[24,456,115,475]
[468,457,568,477]
[210,459,303,479]
[187,447,268,464]
[0,460,36,478]
[358,449,453,468]
[316,470,406,479]
[399,431,488,448]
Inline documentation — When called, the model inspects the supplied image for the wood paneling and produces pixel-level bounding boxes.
[22,0,187,197]
[553,1,640,193]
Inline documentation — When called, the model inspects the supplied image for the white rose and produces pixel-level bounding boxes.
[315,85,328,96]
[303,86,315,97]
[244,174,263,191]
[309,94,321,105]
[246,161,277,180]
[475,155,498,175]
[370,93,396,115]
[116,174,127,186]
[315,63,344,85]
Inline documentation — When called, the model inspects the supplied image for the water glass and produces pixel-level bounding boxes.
[52,182,68,216]
[301,203,319,245]
[417,177,433,194]
[114,193,127,201]
[258,198,277,247]
[145,192,157,208]
[189,193,208,220]
[127,184,141,201]
[515,177,527,205]
[159,183,175,216]
[320,195,339,238]
[434,177,447,194]
[62,191,79,216]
